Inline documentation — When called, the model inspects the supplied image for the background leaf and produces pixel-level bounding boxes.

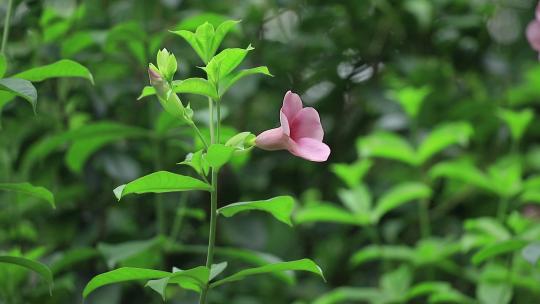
[14,59,94,84]
[113,171,211,201]
[0,182,55,208]
[218,196,295,226]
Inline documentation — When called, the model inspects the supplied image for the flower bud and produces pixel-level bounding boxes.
[148,65,187,121]
[156,48,177,81]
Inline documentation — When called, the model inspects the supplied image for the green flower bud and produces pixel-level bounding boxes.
[156,48,177,82]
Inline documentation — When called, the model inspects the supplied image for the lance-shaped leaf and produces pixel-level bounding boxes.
[204,46,254,83]
[83,267,171,298]
[313,287,383,304]
[146,266,210,299]
[0,78,37,112]
[497,108,534,142]
[350,245,415,267]
[295,202,364,226]
[14,59,94,84]
[331,159,373,189]
[0,256,53,293]
[97,237,164,268]
[417,121,473,164]
[357,131,417,166]
[0,182,55,208]
[210,20,240,56]
[372,182,431,222]
[209,262,228,281]
[113,171,211,201]
[218,66,272,97]
[210,259,324,288]
[388,85,431,119]
[206,144,235,169]
[472,239,528,265]
[218,196,295,226]
[429,159,491,191]
[138,78,218,100]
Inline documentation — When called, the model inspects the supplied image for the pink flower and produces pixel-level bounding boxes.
[255,91,330,162]
[527,3,540,56]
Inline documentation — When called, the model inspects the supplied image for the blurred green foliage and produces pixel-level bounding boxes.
[1,0,540,303]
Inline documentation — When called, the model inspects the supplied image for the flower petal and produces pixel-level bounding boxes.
[280,111,290,135]
[290,138,331,162]
[527,20,540,52]
[290,107,324,141]
[281,91,303,122]
[255,127,291,151]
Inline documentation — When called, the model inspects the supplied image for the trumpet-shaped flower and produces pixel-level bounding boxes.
[255,91,330,162]
[527,3,540,56]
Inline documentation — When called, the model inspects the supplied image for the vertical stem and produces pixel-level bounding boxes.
[418,199,431,238]
[497,197,510,223]
[153,139,165,235]
[200,97,219,304]
[1,0,13,55]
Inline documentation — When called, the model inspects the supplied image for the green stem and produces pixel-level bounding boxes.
[200,97,219,304]
[418,199,431,238]
[152,137,165,235]
[189,121,209,149]
[497,197,510,223]
[1,0,13,55]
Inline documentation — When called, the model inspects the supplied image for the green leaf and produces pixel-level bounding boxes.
[147,266,209,297]
[337,185,372,215]
[218,196,295,226]
[406,281,452,300]
[204,46,254,83]
[313,287,382,304]
[97,237,163,268]
[0,78,37,112]
[295,202,364,226]
[477,282,513,304]
[171,29,207,63]
[357,131,417,165]
[497,108,534,142]
[83,267,171,298]
[464,217,511,242]
[388,85,431,118]
[522,242,540,265]
[211,20,240,56]
[14,59,94,84]
[65,124,148,174]
[138,78,218,100]
[178,150,209,177]
[472,239,528,265]
[429,159,491,191]
[380,265,412,298]
[331,159,373,188]
[225,132,256,151]
[372,182,431,222]
[350,245,415,267]
[174,13,229,31]
[50,248,98,274]
[21,122,148,173]
[0,54,6,78]
[113,171,211,201]
[209,262,228,281]
[206,144,235,169]
[0,256,54,293]
[0,182,55,208]
[218,66,272,97]
[487,156,523,198]
[210,259,324,288]
[417,121,473,164]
